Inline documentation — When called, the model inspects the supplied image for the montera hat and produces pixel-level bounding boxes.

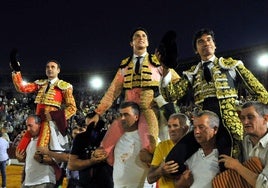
[157,30,179,69]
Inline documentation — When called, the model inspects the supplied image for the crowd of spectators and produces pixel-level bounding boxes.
[0,88,119,157]
[0,87,253,159]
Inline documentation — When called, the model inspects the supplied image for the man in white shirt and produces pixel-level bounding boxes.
[175,110,220,188]
[16,114,56,188]
[218,101,268,187]
[113,101,155,188]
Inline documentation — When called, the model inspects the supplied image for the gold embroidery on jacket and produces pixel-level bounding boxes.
[122,54,160,89]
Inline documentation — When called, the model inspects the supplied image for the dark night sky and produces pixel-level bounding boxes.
[0,0,268,74]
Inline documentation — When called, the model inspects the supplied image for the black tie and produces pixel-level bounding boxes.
[135,56,142,74]
[45,81,51,93]
[203,61,212,83]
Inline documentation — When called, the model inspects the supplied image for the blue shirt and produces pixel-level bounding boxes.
[0,137,9,161]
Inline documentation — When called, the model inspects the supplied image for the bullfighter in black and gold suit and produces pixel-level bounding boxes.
[160,28,268,175]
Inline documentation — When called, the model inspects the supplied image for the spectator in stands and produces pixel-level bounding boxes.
[65,125,86,188]
[1,126,10,142]
[0,131,9,188]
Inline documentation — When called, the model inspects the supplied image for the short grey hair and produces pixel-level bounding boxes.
[195,110,219,128]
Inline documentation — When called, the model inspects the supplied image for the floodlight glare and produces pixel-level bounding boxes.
[90,76,103,90]
[258,54,268,68]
